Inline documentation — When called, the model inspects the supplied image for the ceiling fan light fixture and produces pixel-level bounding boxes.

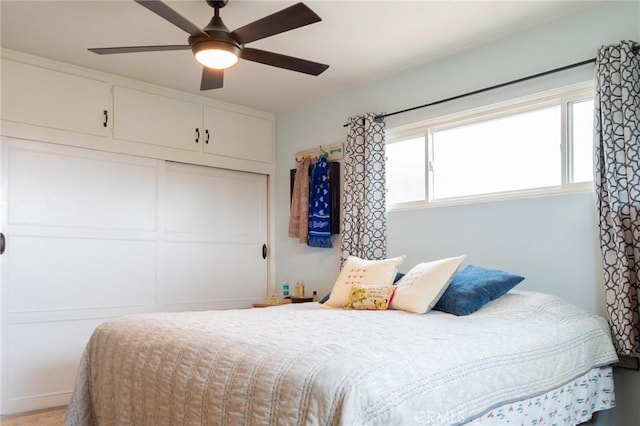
[193,40,241,69]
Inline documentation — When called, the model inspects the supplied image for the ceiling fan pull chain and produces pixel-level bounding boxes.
[195,128,200,143]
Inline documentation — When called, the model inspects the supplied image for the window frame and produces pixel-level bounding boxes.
[385,81,595,211]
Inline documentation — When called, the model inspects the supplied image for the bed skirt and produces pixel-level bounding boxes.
[467,366,614,425]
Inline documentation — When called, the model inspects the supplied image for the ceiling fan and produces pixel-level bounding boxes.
[89,0,329,90]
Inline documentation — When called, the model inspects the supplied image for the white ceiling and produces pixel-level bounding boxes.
[1,0,606,113]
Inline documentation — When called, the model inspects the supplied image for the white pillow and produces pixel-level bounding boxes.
[390,255,467,314]
[324,255,406,308]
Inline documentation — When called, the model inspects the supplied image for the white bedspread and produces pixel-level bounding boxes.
[65,291,617,426]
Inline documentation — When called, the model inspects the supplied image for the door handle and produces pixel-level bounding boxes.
[0,233,5,255]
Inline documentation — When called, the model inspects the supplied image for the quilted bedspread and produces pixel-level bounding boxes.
[65,291,617,426]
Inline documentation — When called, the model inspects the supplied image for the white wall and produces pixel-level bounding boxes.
[274,1,640,425]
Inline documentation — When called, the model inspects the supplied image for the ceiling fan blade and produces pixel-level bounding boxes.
[89,45,190,55]
[134,0,207,37]
[231,2,321,45]
[241,48,329,76]
[201,67,224,90]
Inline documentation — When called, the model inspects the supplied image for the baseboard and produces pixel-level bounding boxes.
[2,392,71,416]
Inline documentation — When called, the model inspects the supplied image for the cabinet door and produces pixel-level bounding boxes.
[1,60,111,137]
[203,106,273,163]
[113,86,202,152]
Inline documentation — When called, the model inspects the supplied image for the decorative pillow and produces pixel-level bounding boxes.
[319,291,331,304]
[319,271,405,305]
[345,285,397,310]
[433,265,525,316]
[390,255,467,314]
[323,255,406,308]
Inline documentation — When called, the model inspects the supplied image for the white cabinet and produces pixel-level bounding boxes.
[0,54,274,166]
[0,52,274,415]
[203,106,273,163]
[112,87,273,163]
[1,59,111,137]
[113,86,202,152]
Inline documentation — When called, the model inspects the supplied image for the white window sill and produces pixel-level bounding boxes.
[386,181,594,212]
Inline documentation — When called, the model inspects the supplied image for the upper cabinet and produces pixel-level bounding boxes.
[1,54,275,169]
[113,87,273,163]
[113,86,202,152]
[203,106,273,164]
[1,60,111,137]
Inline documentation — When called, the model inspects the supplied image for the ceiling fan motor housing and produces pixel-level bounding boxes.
[189,12,242,61]
[206,0,229,9]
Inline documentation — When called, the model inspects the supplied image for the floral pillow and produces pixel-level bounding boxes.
[345,285,397,310]
[323,255,406,308]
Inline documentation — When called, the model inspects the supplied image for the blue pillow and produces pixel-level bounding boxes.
[319,272,405,304]
[318,292,330,304]
[433,265,524,316]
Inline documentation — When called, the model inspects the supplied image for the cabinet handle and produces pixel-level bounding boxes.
[103,110,108,127]
[195,128,200,143]
[205,129,210,144]
[262,244,267,259]
[0,233,6,255]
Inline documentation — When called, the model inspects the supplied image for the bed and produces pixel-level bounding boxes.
[64,291,617,426]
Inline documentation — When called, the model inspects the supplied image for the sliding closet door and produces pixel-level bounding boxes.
[0,138,159,414]
[160,162,268,309]
[0,139,268,414]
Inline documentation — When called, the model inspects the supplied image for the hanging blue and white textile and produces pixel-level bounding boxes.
[308,156,333,248]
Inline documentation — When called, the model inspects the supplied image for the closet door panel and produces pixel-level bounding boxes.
[7,143,157,231]
[5,142,159,313]
[164,163,266,241]
[7,236,156,312]
[161,162,267,306]
[7,319,105,400]
[160,241,264,304]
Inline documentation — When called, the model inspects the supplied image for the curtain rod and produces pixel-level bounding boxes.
[342,57,597,128]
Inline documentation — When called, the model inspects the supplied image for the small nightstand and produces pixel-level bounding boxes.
[252,299,292,308]
[290,297,314,303]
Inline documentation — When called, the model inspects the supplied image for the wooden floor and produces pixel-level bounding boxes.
[0,407,66,426]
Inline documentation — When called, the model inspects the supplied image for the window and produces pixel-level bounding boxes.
[386,83,594,208]
[570,99,595,183]
[386,137,425,204]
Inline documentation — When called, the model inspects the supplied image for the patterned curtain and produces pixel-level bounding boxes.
[340,113,387,265]
[594,40,640,357]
